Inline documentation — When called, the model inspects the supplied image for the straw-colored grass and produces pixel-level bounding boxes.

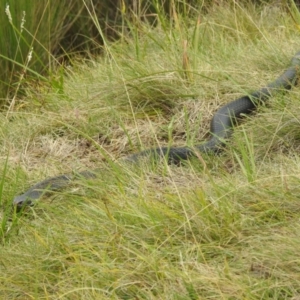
[1,1,300,299]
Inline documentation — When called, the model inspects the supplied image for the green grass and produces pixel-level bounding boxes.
[1,1,300,299]
[0,0,87,105]
[0,0,127,106]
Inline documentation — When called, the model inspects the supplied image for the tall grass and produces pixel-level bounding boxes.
[0,0,278,108]
[0,0,85,107]
[0,0,128,108]
[1,0,300,299]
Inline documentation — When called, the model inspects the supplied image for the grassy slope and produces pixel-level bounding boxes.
[1,2,300,299]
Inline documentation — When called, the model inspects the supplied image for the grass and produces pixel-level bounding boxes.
[1,1,300,299]
[0,0,123,106]
[0,0,87,104]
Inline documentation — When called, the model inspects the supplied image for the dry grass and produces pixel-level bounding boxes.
[1,1,300,299]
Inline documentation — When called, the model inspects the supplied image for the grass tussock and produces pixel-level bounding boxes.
[1,1,300,299]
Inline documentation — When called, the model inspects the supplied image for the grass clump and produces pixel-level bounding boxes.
[1,1,300,299]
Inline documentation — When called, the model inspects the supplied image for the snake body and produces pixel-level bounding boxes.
[13,52,300,209]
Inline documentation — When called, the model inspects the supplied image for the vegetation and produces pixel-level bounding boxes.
[0,0,127,104]
[1,0,300,299]
[0,0,284,105]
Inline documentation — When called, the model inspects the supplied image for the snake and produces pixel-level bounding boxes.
[13,51,300,209]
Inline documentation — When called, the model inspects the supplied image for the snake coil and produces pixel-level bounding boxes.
[13,51,300,209]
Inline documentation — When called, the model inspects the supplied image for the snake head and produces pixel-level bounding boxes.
[13,194,34,211]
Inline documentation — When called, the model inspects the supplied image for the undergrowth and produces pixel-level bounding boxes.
[1,1,300,299]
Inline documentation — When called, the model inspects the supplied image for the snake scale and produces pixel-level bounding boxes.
[13,51,300,209]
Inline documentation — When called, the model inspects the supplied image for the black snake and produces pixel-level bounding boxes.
[13,51,300,209]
